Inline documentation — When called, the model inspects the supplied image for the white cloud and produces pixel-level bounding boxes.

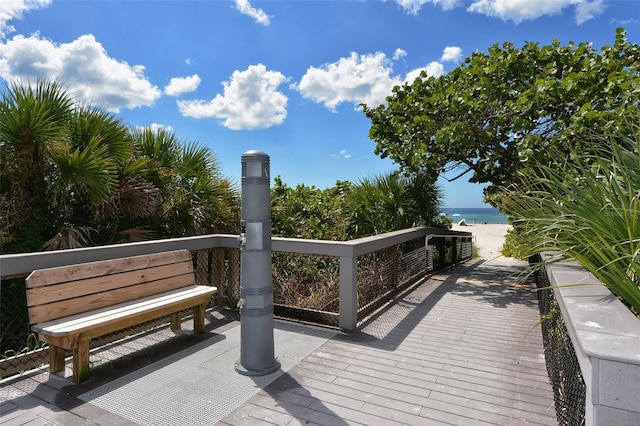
[0,33,161,112]
[331,149,352,160]
[164,74,201,96]
[405,61,445,83]
[395,0,461,15]
[0,0,51,39]
[339,149,351,159]
[441,46,462,62]
[467,0,606,24]
[393,48,407,61]
[610,18,638,26]
[295,51,404,111]
[395,0,605,23]
[177,64,287,130]
[235,0,270,25]
[137,123,175,134]
[574,0,607,24]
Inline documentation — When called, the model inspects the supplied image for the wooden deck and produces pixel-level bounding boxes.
[1,257,556,425]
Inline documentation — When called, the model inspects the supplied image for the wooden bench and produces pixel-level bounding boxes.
[25,249,217,383]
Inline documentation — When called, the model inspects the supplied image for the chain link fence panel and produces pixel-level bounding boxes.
[272,252,340,326]
[532,255,586,426]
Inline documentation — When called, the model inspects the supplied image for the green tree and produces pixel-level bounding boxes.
[363,28,639,199]
[1,79,238,253]
[132,127,239,237]
[0,80,165,251]
[0,79,73,251]
[271,177,350,240]
[44,106,144,249]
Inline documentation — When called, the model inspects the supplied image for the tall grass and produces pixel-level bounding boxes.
[501,120,640,315]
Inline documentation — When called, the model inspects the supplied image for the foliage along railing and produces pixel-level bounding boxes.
[0,227,471,378]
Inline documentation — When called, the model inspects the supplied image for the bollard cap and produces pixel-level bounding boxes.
[242,150,270,179]
[241,150,270,162]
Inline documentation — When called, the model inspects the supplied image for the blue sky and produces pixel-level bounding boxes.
[1,0,638,207]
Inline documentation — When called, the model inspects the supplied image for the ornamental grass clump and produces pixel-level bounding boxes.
[501,120,640,315]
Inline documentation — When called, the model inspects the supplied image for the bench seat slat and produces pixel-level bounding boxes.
[33,285,215,332]
[26,261,194,306]
[28,273,196,324]
[26,250,193,288]
[33,286,217,343]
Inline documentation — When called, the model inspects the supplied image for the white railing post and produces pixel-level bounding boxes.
[339,255,358,331]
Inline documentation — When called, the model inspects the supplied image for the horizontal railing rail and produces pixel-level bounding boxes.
[0,234,241,278]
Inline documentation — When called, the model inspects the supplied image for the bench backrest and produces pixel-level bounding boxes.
[26,249,196,324]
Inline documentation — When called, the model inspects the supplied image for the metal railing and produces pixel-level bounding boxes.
[1,227,472,378]
[532,253,640,425]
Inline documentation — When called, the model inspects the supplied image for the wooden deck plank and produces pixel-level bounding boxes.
[327,339,546,375]
[226,258,556,425]
[300,358,555,410]
[248,392,374,425]
[333,335,547,372]
[281,371,423,416]
[319,343,549,384]
[427,390,556,425]
[217,402,295,426]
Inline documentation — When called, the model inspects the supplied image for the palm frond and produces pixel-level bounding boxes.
[42,226,96,251]
[69,105,133,165]
[47,138,118,209]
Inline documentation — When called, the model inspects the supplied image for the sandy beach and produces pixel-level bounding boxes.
[451,223,513,260]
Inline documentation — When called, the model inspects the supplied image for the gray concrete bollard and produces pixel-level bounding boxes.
[235,150,281,376]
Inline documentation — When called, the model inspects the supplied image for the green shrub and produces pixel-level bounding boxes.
[501,227,530,260]
[500,113,640,315]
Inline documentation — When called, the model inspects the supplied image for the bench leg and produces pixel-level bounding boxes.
[72,339,90,384]
[170,313,181,331]
[49,346,66,374]
[193,304,205,335]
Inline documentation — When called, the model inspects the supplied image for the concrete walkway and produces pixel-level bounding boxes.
[1,257,556,425]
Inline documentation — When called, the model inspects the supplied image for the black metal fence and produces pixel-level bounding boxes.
[531,255,586,426]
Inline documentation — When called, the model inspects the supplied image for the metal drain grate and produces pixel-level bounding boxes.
[79,321,335,425]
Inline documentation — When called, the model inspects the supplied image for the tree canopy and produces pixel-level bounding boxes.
[363,28,640,198]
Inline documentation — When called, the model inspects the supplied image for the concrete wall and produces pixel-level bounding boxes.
[543,255,640,425]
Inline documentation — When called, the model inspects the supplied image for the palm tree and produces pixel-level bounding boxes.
[406,172,443,228]
[347,171,443,292]
[45,105,165,247]
[132,127,239,237]
[347,171,442,237]
[1,78,239,253]
[0,79,73,252]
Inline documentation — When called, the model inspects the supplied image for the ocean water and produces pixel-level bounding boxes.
[442,207,508,225]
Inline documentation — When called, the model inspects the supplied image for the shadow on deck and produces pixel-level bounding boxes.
[1,257,556,426]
